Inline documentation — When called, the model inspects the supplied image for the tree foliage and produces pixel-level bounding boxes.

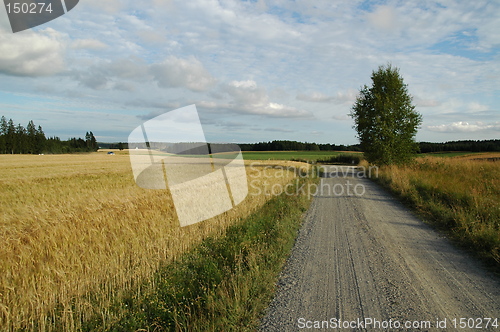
[238,140,361,152]
[350,64,422,165]
[419,140,500,153]
[0,116,98,154]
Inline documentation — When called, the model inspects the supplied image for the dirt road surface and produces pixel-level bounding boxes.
[261,166,500,331]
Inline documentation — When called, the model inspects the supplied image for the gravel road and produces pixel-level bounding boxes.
[261,166,500,331]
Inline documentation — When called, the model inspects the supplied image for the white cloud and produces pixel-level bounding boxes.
[211,120,249,132]
[69,57,150,90]
[414,96,441,108]
[472,2,500,50]
[218,80,312,118]
[71,39,107,50]
[297,89,357,104]
[198,99,312,119]
[0,28,67,76]
[107,57,149,80]
[467,102,489,112]
[238,102,312,118]
[260,102,310,118]
[150,56,216,92]
[189,0,302,43]
[427,121,500,133]
[265,127,293,133]
[297,92,334,103]
[367,5,399,32]
[81,0,123,13]
[135,30,167,45]
[76,69,109,90]
[113,81,135,92]
[222,80,267,106]
[230,80,258,89]
[334,89,358,104]
[332,114,350,121]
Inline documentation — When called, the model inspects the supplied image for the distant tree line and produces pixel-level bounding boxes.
[98,142,126,150]
[419,140,500,153]
[0,116,98,154]
[241,140,500,153]
[238,140,362,152]
[103,140,362,152]
[99,138,500,154]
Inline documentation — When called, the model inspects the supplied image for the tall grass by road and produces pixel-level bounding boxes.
[369,154,500,265]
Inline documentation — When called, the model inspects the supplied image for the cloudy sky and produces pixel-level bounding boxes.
[0,0,498,144]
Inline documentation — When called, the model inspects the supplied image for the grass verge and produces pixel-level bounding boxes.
[86,176,316,331]
[365,156,500,268]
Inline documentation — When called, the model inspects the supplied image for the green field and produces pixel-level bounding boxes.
[242,151,361,162]
[241,150,490,163]
[418,151,478,158]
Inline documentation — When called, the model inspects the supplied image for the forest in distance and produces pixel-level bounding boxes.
[0,116,98,154]
[102,139,500,154]
[1,115,499,155]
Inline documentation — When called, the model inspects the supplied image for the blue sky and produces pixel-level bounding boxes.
[0,0,498,144]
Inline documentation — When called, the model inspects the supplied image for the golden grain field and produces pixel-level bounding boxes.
[0,151,308,331]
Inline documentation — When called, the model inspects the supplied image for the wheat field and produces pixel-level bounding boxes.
[0,151,308,331]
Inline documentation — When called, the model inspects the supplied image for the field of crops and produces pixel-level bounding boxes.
[242,150,362,162]
[0,151,308,331]
[418,151,480,158]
